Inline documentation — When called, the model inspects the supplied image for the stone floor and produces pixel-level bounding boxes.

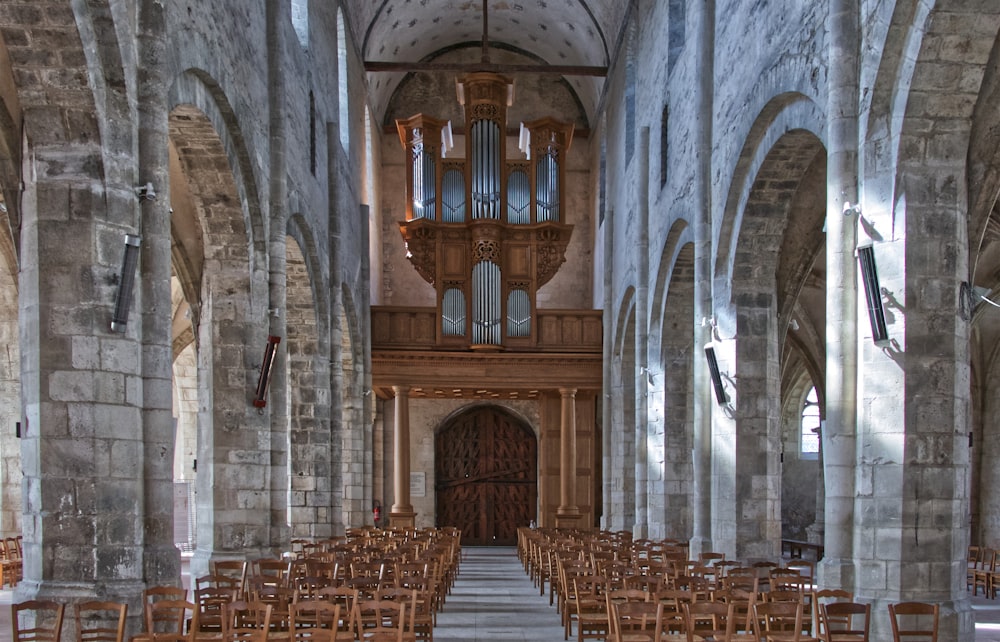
[2,547,1000,641]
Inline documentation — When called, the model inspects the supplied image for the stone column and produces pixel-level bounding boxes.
[555,387,582,528]
[634,127,650,540]
[389,385,415,528]
[138,0,181,588]
[689,0,715,559]
[265,0,290,551]
[819,0,858,593]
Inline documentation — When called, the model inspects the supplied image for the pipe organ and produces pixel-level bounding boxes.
[397,73,574,349]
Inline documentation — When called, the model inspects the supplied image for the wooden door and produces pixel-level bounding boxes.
[435,407,537,546]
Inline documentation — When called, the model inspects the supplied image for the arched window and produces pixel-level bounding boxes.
[800,386,820,457]
[624,24,636,164]
[291,0,309,48]
[337,8,350,154]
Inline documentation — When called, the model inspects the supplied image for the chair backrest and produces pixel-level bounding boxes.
[353,599,406,642]
[809,588,853,638]
[195,585,238,633]
[222,600,272,642]
[251,559,291,587]
[888,601,939,642]
[211,560,248,597]
[821,601,870,641]
[197,573,244,593]
[611,599,660,640]
[141,587,188,634]
[145,599,197,639]
[752,600,807,641]
[684,601,730,642]
[13,600,66,642]
[289,599,341,642]
[75,601,127,642]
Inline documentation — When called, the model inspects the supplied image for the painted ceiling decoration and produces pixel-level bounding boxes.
[341,0,629,126]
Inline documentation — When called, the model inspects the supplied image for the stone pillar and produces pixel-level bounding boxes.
[634,127,650,540]
[689,0,715,559]
[555,387,582,528]
[265,0,290,551]
[16,26,147,620]
[819,0,858,593]
[138,0,181,588]
[389,385,415,528]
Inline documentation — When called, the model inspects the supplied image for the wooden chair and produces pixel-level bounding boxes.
[315,586,357,637]
[810,589,853,638]
[75,601,128,642]
[722,602,759,642]
[1,537,22,588]
[221,600,271,642]
[752,600,818,642]
[250,559,291,588]
[353,599,406,642]
[713,587,757,639]
[887,602,938,642]
[819,602,869,642]
[973,549,996,598]
[967,546,983,592]
[785,560,815,589]
[194,585,238,636]
[289,599,351,642]
[374,587,418,642]
[248,581,293,632]
[684,601,730,641]
[573,574,610,642]
[211,561,249,599]
[608,599,660,642]
[136,599,197,642]
[12,600,66,642]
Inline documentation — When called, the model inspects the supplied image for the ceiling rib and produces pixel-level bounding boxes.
[364,61,607,77]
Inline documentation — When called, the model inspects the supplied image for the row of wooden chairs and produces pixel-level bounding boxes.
[521,528,941,642]
[12,600,125,642]
[967,544,998,599]
[1,535,23,588]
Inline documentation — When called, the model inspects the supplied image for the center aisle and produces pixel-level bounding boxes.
[433,546,567,642]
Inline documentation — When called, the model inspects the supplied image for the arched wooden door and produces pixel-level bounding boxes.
[435,407,537,546]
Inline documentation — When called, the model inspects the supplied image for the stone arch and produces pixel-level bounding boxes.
[337,283,368,529]
[607,287,637,532]
[965,33,1000,560]
[715,94,826,308]
[721,124,825,561]
[285,223,331,539]
[648,219,695,541]
[167,93,273,568]
[0,34,22,272]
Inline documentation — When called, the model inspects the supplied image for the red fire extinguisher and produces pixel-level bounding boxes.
[372,500,382,526]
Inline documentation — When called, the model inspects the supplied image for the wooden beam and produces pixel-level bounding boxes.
[364,60,607,77]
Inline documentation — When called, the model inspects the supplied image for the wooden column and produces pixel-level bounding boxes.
[390,385,416,528]
[556,387,582,528]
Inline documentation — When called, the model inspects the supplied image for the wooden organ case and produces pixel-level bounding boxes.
[396,72,575,350]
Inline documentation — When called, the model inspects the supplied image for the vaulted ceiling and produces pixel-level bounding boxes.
[340,0,629,128]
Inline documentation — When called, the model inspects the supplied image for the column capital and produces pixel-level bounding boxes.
[392,384,411,397]
[559,387,577,398]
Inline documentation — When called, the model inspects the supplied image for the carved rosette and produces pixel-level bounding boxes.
[473,239,501,264]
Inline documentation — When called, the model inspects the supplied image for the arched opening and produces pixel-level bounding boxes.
[435,406,537,546]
